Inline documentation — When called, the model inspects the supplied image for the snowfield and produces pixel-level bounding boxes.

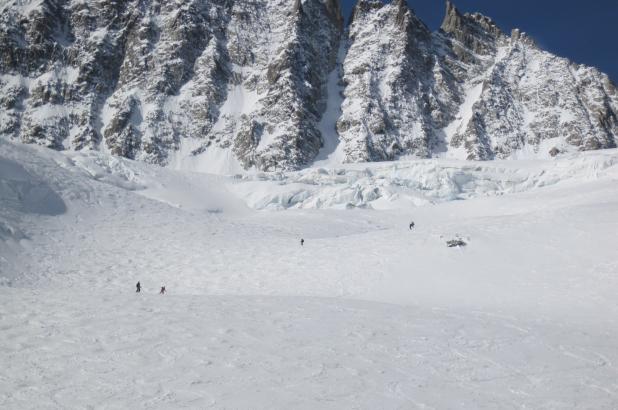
[1,139,618,408]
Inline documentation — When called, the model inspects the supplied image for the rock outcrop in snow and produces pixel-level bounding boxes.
[0,0,616,170]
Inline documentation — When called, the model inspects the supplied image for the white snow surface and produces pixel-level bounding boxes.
[1,140,618,408]
[314,42,346,167]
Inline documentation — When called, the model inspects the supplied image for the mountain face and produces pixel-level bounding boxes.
[1,0,617,171]
[0,0,343,171]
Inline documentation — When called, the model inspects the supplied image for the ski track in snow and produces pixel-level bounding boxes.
[1,140,618,408]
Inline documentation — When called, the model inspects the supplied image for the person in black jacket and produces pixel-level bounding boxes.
[409,222,415,230]
[136,281,141,293]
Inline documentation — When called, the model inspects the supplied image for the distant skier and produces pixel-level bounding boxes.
[300,238,305,246]
[159,286,166,295]
[136,281,141,293]
[409,221,415,230]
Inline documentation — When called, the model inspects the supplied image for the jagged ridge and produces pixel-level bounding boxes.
[0,0,616,170]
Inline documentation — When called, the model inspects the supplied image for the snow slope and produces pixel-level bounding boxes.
[314,43,347,168]
[1,140,618,408]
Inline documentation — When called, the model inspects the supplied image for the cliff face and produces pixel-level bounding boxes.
[0,0,616,171]
[436,1,618,160]
[338,0,435,162]
[0,0,343,171]
[340,0,618,162]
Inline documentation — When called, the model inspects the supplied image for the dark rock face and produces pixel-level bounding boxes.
[0,0,616,171]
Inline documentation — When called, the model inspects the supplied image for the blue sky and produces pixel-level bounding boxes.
[340,0,618,82]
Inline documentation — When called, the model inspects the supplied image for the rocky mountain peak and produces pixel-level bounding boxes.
[441,0,462,31]
[0,0,616,171]
[466,12,503,38]
[510,28,537,47]
[391,0,429,34]
[441,1,505,57]
[350,0,384,25]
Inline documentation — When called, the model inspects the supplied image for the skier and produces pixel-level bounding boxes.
[409,221,415,230]
[159,286,166,295]
[300,238,305,246]
[136,281,141,293]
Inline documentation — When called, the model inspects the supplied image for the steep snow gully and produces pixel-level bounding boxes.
[2,140,618,408]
